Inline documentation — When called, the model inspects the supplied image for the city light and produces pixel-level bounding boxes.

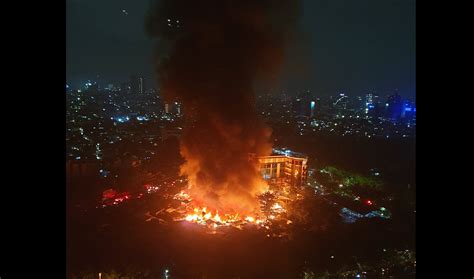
[136,116,149,121]
[114,116,130,123]
[67,1,415,276]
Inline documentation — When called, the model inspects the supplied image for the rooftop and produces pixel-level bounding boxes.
[271,148,308,159]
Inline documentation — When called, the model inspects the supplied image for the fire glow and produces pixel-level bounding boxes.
[172,190,290,231]
[181,206,261,227]
[147,0,301,226]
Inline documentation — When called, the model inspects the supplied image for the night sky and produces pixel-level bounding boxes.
[66,0,415,98]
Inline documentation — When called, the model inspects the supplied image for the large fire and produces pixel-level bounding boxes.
[147,0,301,224]
[171,189,291,233]
[181,206,262,228]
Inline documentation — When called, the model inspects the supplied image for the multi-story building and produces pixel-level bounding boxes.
[257,148,308,187]
[130,75,145,94]
[386,93,403,121]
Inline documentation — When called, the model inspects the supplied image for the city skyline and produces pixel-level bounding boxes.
[67,76,416,103]
[66,0,416,98]
[66,1,416,277]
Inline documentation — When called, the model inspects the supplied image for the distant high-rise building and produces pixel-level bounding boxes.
[385,93,403,121]
[130,75,145,94]
[163,101,182,116]
[309,100,316,118]
[401,99,416,123]
[175,101,182,116]
[365,93,377,114]
[364,93,381,117]
[138,77,145,94]
[365,93,373,105]
[301,90,311,116]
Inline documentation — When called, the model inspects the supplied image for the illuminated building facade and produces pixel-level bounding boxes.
[257,148,308,187]
[310,100,316,118]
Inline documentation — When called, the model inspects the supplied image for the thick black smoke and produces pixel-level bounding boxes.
[146,0,301,213]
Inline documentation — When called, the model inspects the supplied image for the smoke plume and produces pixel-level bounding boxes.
[146,0,301,214]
